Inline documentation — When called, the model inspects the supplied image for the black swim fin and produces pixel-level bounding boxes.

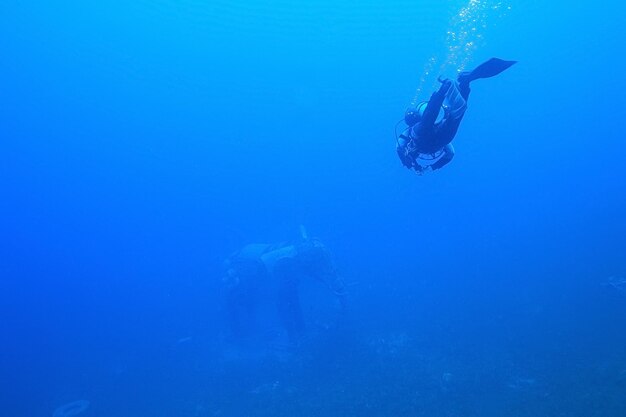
[459,58,517,83]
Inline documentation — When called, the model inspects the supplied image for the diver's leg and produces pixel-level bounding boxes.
[459,58,517,83]
[430,144,455,170]
[431,110,463,150]
[227,290,245,340]
[457,58,516,99]
[457,79,471,101]
[421,79,450,127]
[277,281,304,343]
[243,284,259,337]
[275,258,304,343]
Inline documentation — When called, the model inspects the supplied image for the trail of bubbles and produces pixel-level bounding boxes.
[411,0,511,107]
[410,55,439,108]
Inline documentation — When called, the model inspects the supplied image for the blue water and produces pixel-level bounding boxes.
[2,1,626,416]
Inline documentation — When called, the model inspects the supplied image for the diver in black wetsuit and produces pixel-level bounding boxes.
[222,238,347,344]
[397,58,517,174]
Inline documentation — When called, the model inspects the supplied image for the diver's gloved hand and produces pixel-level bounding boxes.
[436,77,452,94]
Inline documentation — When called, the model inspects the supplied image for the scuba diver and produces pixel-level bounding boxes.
[222,231,347,344]
[396,58,517,174]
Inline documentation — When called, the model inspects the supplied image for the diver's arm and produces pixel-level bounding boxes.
[396,133,417,169]
[430,144,455,170]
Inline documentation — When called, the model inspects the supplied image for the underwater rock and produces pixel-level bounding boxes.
[440,372,455,392]
[53,400,90,417]
[369,332,410,356]
[604,275,626,292]
[249,380,297,396]
[176,336,193,345]
[507,376,537,390]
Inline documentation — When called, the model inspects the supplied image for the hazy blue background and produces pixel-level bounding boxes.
[1,1,626,416]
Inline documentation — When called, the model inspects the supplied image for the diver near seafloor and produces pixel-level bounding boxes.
[396,58,517,174]
[221,229,347,344]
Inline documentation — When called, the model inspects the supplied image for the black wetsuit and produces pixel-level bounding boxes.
[413,78,470,153]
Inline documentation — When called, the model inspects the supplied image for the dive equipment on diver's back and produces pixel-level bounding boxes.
[404,107,421,127]
[404,102,446,126]
[416,101,446,123]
